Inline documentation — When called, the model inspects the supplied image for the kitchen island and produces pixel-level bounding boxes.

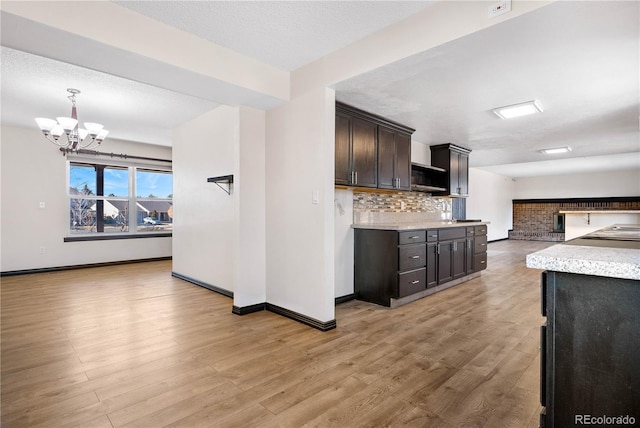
[353,221,489,307]
[526,225,640,428]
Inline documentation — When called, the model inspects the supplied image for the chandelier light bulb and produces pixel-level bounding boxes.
[56,117,78,133]
[78,128,89,141]
[35,89,108,152]
[84,122,104,136]
[35,117,57,133]
[51,125,64,139]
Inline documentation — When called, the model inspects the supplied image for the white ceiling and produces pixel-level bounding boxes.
[114,1,435,71]
[1,1,639,178]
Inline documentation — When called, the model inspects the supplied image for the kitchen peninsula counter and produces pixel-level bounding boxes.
[526,225,640,428]
[526,226,640,280]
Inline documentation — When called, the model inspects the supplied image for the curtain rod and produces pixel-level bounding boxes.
[60,147,171,164]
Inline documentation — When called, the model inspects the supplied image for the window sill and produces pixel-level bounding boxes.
[64,233,172,242]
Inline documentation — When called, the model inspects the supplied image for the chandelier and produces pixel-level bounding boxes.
[35,88,109,151]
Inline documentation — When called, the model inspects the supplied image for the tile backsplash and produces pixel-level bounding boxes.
[352,190,451,224]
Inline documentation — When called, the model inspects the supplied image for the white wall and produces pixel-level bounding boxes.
[514,169,640,199]
[411,140,430,166]
[173,106,267,306]
[467,168,515,241]
[233,107,266,307]
[0,125,172,272]
[173,107,236,291]
[334,188,354,298]
[266,87,336,323]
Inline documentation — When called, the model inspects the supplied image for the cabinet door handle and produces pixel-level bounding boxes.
[453,241,457,251]
[410,255,420,259]
[409,235,420,239]
[411,280,420,285]
[354,171,358,184]
[397,177,400,188]
[468,240,471,249]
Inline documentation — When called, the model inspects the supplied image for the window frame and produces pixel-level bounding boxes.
[66,155,173,241]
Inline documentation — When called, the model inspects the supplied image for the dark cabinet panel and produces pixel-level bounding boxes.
[395,132,411,191]
[334,109,377,188]
[437,241,453,284]
[351,117,378,188]
[398,268,426,298]
[466,237,474,273]
[452,238,467,280]
[399,244,427,271]
[426,242,438,288]
[399,230,426,245]
[540,271,640,428]
[377,126,396,189]
[378,126,412,191]
[335,102,414,190]
[459,151,469,196]
[430,143,471,197]
[335,112,351,186]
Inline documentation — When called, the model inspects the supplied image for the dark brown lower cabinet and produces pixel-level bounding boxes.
[354,225,488,307]
[540,271,640,427]
[354,229,429,307]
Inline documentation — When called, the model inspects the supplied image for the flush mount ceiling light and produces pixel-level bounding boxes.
[492,99,543,119]
[35,88,109,151]
[540,146,571,155]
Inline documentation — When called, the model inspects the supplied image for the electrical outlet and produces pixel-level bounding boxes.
[39,246,45,254]
[488,0,511,18]
[39,201,45,209]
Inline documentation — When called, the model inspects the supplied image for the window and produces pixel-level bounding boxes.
[68,161,172,237]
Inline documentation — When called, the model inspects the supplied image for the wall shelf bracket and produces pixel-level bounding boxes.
[207,175,233,195]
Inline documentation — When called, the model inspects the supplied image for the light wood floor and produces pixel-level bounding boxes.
[1,240,553,427]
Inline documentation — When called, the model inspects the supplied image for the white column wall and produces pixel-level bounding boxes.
[172,107,236,291]
[0,125,172,272]
[265,87,336,323]
[233,107,267,307]
[334,188,354,298]
[467,168,515,241]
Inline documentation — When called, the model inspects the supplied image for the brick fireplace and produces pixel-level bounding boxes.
[509,197,640,242]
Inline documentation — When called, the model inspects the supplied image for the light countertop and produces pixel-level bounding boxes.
[352,221,489,231]
[526,226,640,280]
[560,210,640,214]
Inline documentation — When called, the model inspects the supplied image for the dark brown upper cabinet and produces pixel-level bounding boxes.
[335,108,377,188]
[335,102,414,190]
[430,143,471,197]
[378,126,411,191]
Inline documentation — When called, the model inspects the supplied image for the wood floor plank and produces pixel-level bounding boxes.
[1,241,553,427]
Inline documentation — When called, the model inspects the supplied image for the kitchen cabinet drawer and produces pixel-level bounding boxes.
[399,230,426,245]
[399,244,426,271]
[426,229,439,242]
[474,253,487,271]
[438,227,466,241]
[474,235,487,253]
[398,268,426,298]
[475,225,487,236]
